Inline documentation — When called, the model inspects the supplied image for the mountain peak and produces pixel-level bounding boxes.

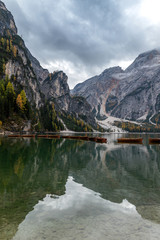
[0,1,6,10]
[126,49,160,72]
[0,1,17,35]
[102,66,123,76]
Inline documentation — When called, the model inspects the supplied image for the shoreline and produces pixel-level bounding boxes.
[1,130,160,136]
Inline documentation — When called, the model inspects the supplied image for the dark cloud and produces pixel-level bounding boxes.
[3,0,160,88]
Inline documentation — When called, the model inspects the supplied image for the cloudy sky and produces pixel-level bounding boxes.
[3,0,160,88]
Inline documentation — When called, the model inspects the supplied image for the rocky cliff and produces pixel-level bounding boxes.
[0,1,17,35]
[0,1,97,132]
[0,1,46,108]
[73,49,160,126]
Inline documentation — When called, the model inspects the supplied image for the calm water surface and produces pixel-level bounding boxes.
[0,133,160,240]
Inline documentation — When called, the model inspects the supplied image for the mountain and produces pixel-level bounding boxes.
[72,49,160,131]
[0,1,98,132]
[0,1,17,35]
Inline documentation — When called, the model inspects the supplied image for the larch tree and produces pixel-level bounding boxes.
[12,46,17,57]
[16,94,23,111]
[16,90,27,113]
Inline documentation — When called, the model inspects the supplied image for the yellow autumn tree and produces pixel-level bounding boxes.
[6,39,10,52]
[84,126,88,132]
[16,94,23,111]
[16,90,27,112]
[122,122,126,129]
[12,46,17,57]
[1,37,4,46]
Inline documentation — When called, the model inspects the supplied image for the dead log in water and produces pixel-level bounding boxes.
[61,136,71,139]
[8,134,36,138]
[69,136,79,140]
[79,136,89,141]
[149,138,160,144]
[117,138,143,144]
[21,135,36,138]
[48,135,60,139]
[88,137,98,142]
[37,135,49,138]
[8,134,22,138]
[96,137,107,143]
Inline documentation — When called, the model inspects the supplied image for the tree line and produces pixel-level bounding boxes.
[0,34,95,132]
[0,75,30,121]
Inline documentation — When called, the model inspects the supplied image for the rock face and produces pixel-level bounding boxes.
[5,57,43,108]
[42,71,96,126]
[26,48,49,84]
[0,1,97,130]
[73,49,160,123]
[72,66,123,119]
[0,1,17,35]
[42,71,70,100]
[0,0,47,107]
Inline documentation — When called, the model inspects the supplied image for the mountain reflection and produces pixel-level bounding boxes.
[0,136,160,239]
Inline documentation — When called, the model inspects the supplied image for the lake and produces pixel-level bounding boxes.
[0,133,160,240]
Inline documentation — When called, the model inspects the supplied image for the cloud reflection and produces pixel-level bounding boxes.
[13,177,160,240]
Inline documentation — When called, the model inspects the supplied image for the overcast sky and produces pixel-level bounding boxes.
[3,0,160,88]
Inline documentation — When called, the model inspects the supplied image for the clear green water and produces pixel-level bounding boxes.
[0,134,160,240]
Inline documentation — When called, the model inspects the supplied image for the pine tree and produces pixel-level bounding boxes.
[6,82,15,98]
[52,103,57,130]
[2,63,5,74]
[6,82,16,115]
